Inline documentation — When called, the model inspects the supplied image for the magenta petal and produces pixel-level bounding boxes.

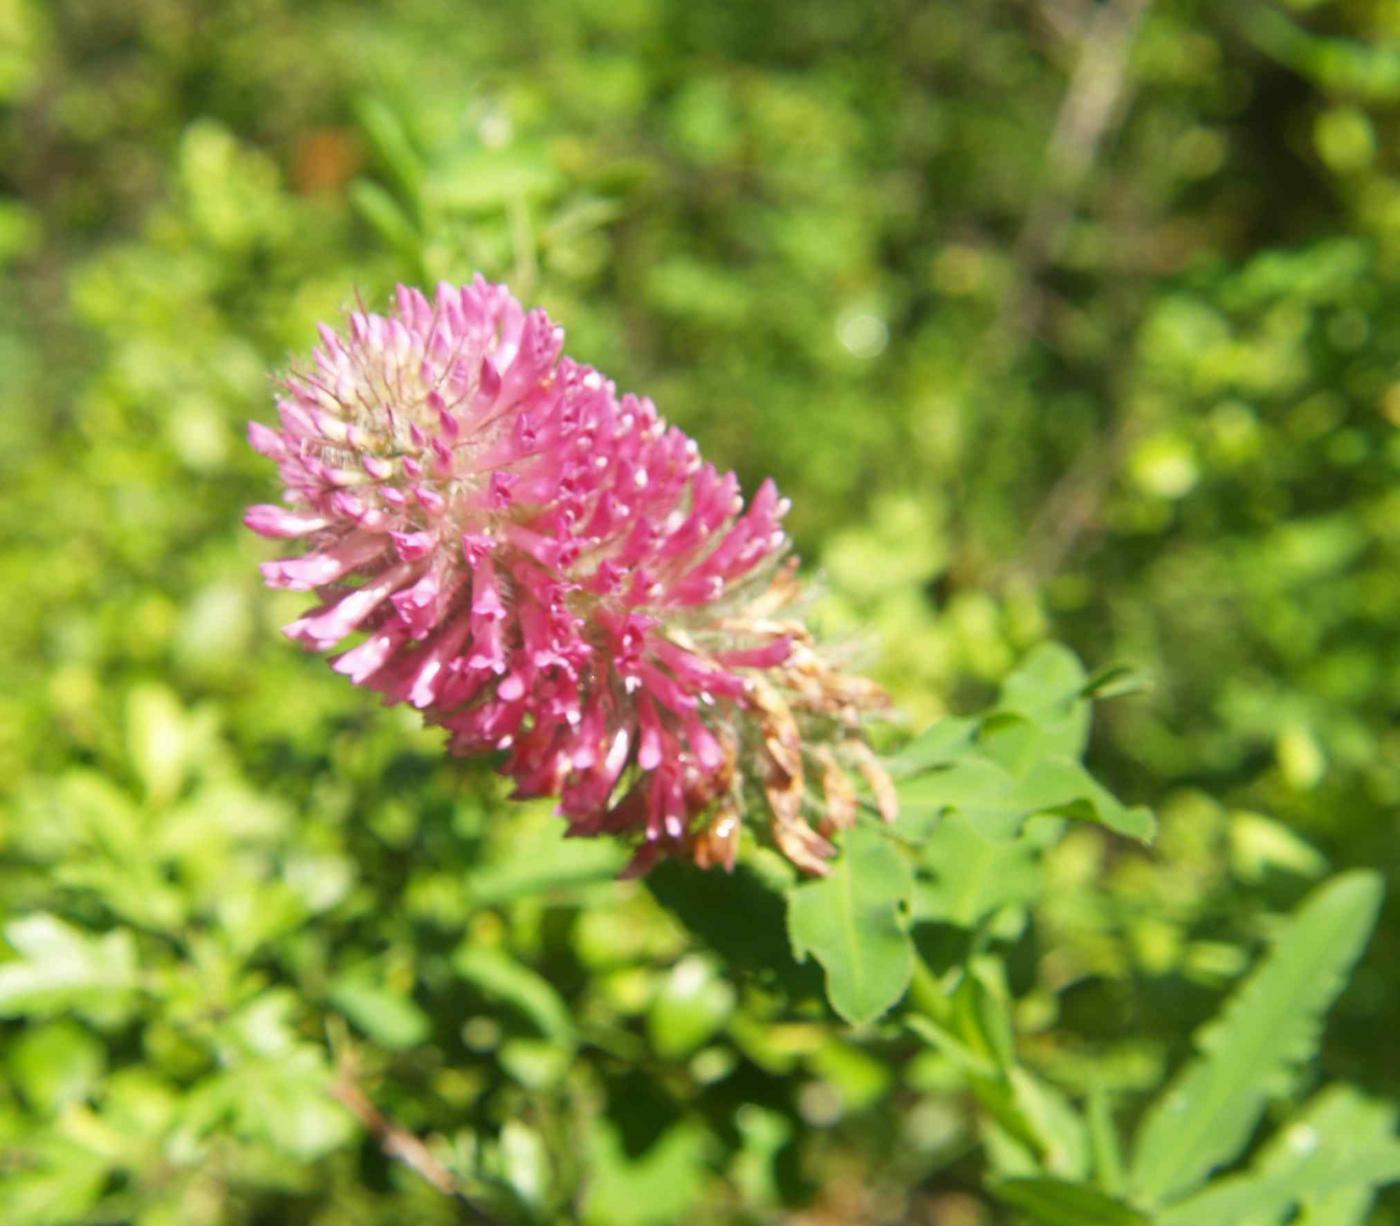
[244,504,329,539]
[244,275,888,877]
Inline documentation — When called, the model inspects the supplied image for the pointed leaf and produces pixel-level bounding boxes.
[1129,871,1384,1205]
[1008,758,1155,842]
[1159,1144,1400,1226]
[454,945,577,1050]
[1203,1085,1400,1226]
[1088,1086,1127,1198]
[991,1177,1150,1226]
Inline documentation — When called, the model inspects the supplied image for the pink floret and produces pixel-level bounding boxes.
[247,278,890,874]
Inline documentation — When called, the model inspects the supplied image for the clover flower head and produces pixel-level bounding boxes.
[247,278,893,874]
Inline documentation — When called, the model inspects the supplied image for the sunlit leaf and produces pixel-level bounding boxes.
[787,825,914,1025]
[1130,871,1384,1205]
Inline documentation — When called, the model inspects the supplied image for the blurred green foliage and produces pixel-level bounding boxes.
[4,0,1400,1220]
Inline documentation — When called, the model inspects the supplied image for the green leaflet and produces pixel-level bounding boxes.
[646,956,735,1059]
[1158,1143,1400,1226]
[327,969,431,1051]
[990,1177,1149,1226]
[1173,1084,1400,1226]
[885,716,979,779]
[453,944,578,1051]
[989,642,1092,761]
[895,645,1154,847]
[1263,1085,1399,1226]
[787,825,914,1025]
[1129,870,1384,1206]
[897,731,1154,845]
[913,812,1042,929]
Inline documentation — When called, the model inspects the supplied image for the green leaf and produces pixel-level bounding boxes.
[908,969,1087,1175]
[215,1048,356,1161]
[1201,1085,1400,1226]
[125,683,190,806]
[913,812,1043,928]
[0,1136,110,1225]
[1159,1144,1400,1226]
[0,915,139,1021]
[328,971,431,1051]
[899,751,1153,843]
[453,944,577,1050]
[354,96,424,201]
[499,1037,572,1090]
[466,833,627,905]
[646,955,735,1059]
[887,717,979,779]
[431,146,565,214]
[646,859,817,995]
[787,825,914,1025]
[992,642,1091,760]
[1007,758,1155,843]
[350,180,422,261]
[1129,870,1384,1205]
[1088,1085,1127,1198]
[498,1119,551,1210]
[1230,811,1329,883]
[582,1119,711,1226]
[1276,1086,1399,1226]
[990,1177,1150,1226]
[8,1020,105,1114]
[897,754,1022,840]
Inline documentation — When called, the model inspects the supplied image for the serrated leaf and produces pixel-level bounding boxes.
[990,1177,1150,1226]
[1129,870,1384,1205]
[787,825,913,1025]
[1219,1085,1400,1226]
[1159,1144,1400,1226]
